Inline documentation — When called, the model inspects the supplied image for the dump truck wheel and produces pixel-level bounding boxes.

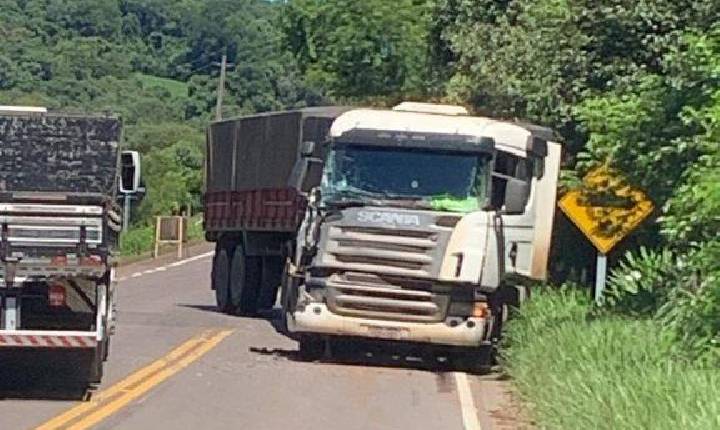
[229,245,261,316]
[213,247,233,313]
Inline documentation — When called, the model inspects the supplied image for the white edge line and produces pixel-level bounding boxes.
[454,372,482,430]
[117,252,215,282]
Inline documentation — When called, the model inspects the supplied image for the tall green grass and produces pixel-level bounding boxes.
[502,288,720,430]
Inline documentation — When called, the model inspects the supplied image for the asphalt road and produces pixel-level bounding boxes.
[0,246,525,430]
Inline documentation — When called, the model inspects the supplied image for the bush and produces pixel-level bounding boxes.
[503,287,720,430]
[603,247,681,316]
[118,223,155,256]
[659,241,720,363]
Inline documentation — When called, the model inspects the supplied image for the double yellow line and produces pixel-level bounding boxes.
[36,329,233,430]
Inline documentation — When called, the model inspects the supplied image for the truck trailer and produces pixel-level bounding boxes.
[0,108,138,384]
[204,103,561,370]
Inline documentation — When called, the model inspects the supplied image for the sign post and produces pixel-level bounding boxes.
[559,167,654,303]
[595,253,607,303]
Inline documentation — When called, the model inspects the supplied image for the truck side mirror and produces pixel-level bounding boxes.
[300,141,316,157]
[289,157,323,194]
[120,151,141,194]
[503,178,530,215]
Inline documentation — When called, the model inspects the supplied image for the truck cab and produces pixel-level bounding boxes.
[283,103,561,367]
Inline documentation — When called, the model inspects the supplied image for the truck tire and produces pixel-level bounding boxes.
[257,257,283,312]
[213,247,233,313]
[229,245,262,316]
[279,260,297,335]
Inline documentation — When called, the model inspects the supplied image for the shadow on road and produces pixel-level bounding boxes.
[248,337,476,375]
[0,350,91,401]
[183,302,495,375]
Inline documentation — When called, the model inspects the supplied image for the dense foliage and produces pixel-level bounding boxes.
[0,0,318,221]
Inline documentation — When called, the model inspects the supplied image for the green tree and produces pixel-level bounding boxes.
[281,0,433,100]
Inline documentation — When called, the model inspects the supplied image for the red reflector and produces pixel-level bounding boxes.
[48,284,67,307]
[80,255,103,266]
[51,255,67,266]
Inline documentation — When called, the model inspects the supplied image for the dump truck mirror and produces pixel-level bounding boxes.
[300,141,316,157]
[503,178,530,214]
[120,150,141,194]
[289,157,323,194]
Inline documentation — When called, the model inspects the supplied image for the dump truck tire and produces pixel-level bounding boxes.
[229,245,261,316]
[213,247,233,313]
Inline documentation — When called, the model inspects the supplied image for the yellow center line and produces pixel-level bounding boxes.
[36,329,234,430]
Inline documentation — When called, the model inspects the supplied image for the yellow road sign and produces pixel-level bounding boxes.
[559,167,654,254]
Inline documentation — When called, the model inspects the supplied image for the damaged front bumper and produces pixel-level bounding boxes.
[288,303,489,347]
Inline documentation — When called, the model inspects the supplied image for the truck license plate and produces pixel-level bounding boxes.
[362,324,409,340]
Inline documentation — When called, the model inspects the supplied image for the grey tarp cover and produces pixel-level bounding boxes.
[206,107,351,193]
[0,114,121,195]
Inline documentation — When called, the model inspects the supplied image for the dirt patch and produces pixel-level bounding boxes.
[474,373,535,430]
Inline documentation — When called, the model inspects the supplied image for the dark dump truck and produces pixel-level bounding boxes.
[204,107,350,315]
[205,103,561,371]
[0,107,138,384]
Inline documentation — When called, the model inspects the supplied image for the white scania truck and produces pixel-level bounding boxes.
[205,103,561,371]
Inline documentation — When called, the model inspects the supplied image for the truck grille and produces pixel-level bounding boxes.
[325,226,437,278]
[325,272,447,323]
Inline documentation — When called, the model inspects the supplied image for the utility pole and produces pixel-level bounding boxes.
[215,54,235,121]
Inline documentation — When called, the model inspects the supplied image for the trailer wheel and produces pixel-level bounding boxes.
[213,247,233,313]
[229,245,262,316]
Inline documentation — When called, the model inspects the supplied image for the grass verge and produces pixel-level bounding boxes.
[502,288,720,430]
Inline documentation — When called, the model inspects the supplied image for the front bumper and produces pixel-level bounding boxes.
[289,303,489,347]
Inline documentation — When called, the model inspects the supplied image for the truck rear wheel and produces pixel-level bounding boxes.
[229,245,262,316]
[213,247,233,313]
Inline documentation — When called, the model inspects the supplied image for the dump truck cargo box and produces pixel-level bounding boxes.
[204,107,350,234]
[0,113,121,196]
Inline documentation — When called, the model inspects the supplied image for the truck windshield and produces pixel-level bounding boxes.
[321,145,491,213]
